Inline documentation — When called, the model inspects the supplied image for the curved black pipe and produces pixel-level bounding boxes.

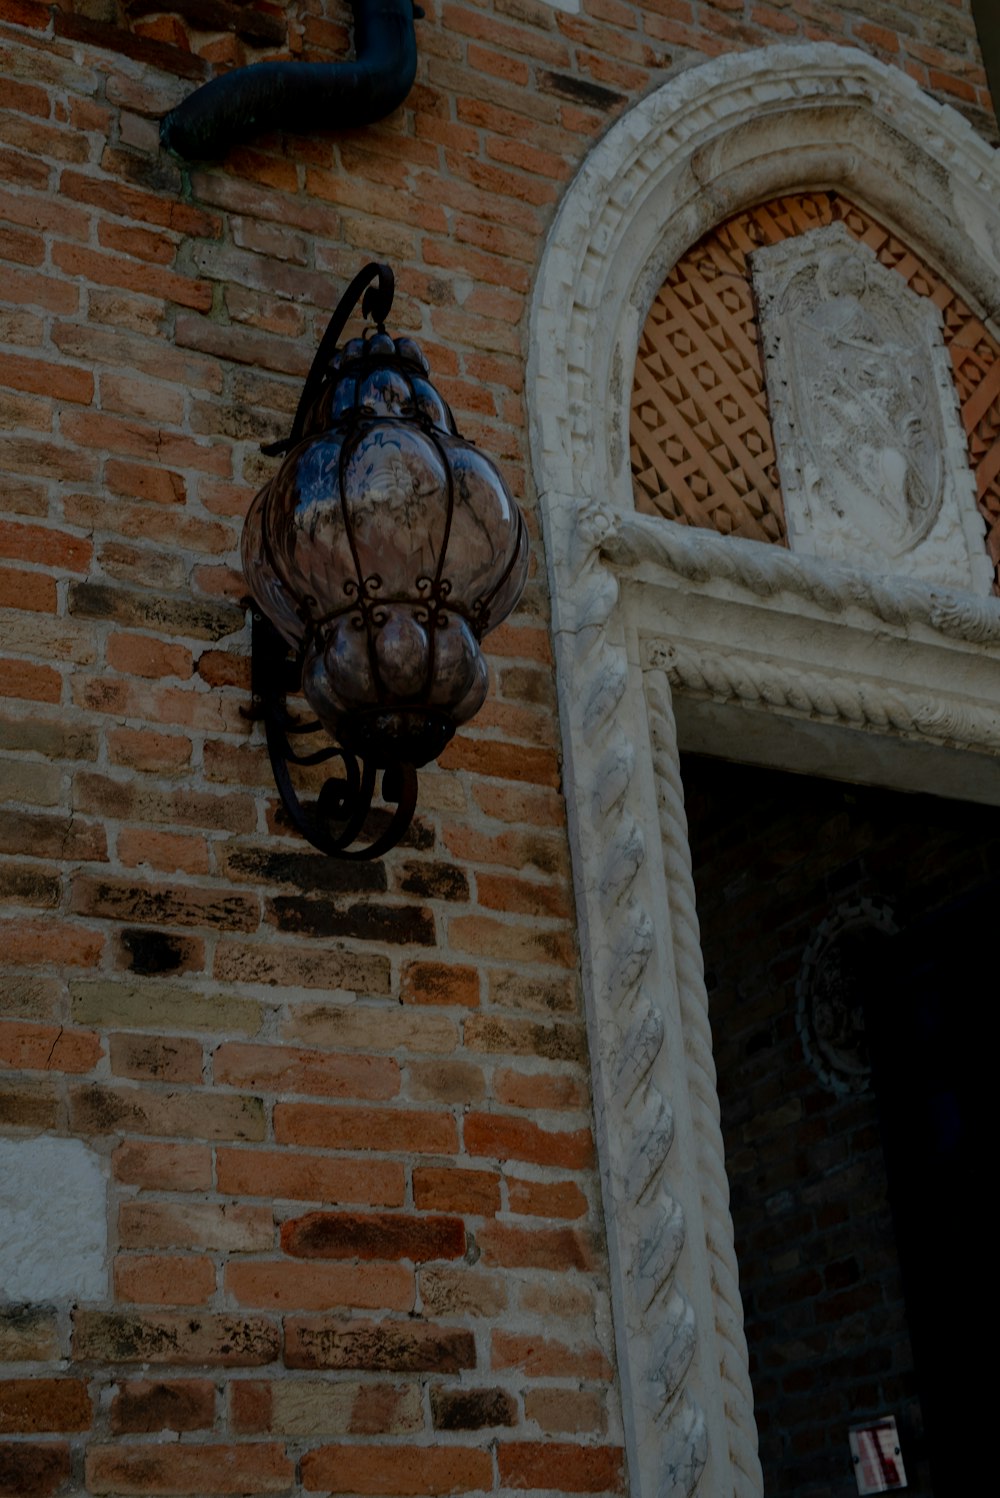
[160,0,419,161]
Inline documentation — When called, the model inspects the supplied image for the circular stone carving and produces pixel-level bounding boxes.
[795,898,897,1094]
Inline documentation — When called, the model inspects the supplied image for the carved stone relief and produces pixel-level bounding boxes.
[795,898,898,1096]
[752,224,992,593]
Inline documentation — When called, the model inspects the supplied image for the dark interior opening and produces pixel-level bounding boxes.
[683,754,995,1496]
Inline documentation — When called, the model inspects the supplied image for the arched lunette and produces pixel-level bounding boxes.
[160,0,420,161]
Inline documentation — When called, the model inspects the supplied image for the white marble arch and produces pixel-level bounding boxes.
[526,42,1000,1498]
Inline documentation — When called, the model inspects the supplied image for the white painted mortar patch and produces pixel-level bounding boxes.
[0,1136,108,1302]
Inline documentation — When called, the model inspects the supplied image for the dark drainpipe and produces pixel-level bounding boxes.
[160,0,420,161]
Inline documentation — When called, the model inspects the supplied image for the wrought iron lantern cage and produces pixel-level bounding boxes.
[241,262,530,859]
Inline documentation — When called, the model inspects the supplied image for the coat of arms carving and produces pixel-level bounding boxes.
[751,224,991,593]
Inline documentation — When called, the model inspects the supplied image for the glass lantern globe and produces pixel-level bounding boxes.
[242,323,529,770]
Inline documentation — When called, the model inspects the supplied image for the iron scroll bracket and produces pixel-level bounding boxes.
[245,608,418,861]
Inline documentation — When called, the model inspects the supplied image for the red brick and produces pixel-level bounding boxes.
[275,1103,458,1155]
[281,1211,466,1262]
[498,1441,624,1492]
[105,459,186,505]
[495,1069,588,1110]
[478,1222,596,1269]
[114,1253,216,1306]
[110,1378,215,1434]
[107,631,193,680]
[464,1112,593,1169]
[0,565,57,612]
[0,1378,91,1433]
[0,354,92,406]
[85,1444,294,1494]
[0,916,102,967]
[0,658,60,703]
[524,1388,607,1435]
[301,1444,493,1494]
[508,1177,589,1219]
[225,1261,414,1312]
[0,1021,101,1074]
[491,1332,612,1380]
[413,1167,501,1217]
[216,1148,405,1207]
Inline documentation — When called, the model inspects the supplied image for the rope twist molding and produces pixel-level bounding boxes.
[529,41,1000,1498]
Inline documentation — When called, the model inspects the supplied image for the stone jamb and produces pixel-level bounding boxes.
[527,42,1000,1498]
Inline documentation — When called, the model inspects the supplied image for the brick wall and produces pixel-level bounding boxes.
[685,754,1000,1497]
[0,0,995,1492]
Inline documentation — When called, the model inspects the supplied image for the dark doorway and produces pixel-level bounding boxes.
[682,755,995,1497]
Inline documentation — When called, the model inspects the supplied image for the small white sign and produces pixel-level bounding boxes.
[849,1417,907,1493]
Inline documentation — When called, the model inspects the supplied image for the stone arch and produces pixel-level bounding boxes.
[527,43,1000,1498]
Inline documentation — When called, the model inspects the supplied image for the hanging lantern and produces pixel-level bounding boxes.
[241,262,529,859]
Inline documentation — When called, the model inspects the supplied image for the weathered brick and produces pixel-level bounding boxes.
[72,1311,279,1366]
[464,1013,587,1061]
[0,1080,63,1131]
[110,1032,203,1082]
[0,1442,71,1498]
[283,1002,457,1055]
[110,1378,215,1434]
[71,978,262,1036]
[406,1059,486,1105]
[431,1385,517,1430]
[525,1388,608,1435]
[85,1443,294,1495]
[216,1147,404,1207]
[119,1200,273,1253]
[231,1378,422,1436]
[266,893,436,946]
[0,807,105,860]
[113,1140,213,1192]
[116,928,204,977]
[419,1267,508,1319]
[401,960,479,1008]
[68,579,242,640]
[285,1318,476,1373]
[213,939,391,995]
[213,1041,399,1100]
[0,1307,60,1363]
[69,1083,265,1141]
[72,873,259,932]
[282,1211,466,1263]
[301,1444,493,1494]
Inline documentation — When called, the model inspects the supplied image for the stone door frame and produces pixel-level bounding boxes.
[527,43,1000,1498]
